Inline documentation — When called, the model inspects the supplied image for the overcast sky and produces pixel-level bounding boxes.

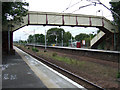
[13,0,113,41]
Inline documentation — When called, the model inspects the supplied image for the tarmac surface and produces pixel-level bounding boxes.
[2,46,85,89]
[2,49,47,89]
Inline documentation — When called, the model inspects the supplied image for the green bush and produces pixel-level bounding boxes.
[32,47,39,52]
[52,52,57,57]
[117,72,120,78]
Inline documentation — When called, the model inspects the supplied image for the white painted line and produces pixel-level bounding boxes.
[14,46,86,89]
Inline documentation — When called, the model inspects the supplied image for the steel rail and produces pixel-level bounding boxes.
[19,47,105,90]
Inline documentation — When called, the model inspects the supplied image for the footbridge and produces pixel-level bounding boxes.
[11,11,118,33]
[2,11,119,53]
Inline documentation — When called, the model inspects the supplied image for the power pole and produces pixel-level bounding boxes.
[44,29,47,52]
[34,29,35,48]
[55,34,57,46]
[71,35,72,47]
[62,31,63,47]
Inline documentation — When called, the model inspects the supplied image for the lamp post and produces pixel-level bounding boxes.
[71,35,72,47]
[33,27,40,48]
[52,32,58,46]
[95,1,120,19]
[18,36,22,45]
[96,9,103,16]
[23,31,30,44]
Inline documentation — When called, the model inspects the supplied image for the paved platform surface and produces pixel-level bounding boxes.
[2,49,47,88]
[2,46,85,89]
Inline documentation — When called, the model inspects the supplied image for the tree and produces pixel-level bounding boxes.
[110,2,120,27]
[2,1,29,24]
[27,34,45,44]
[75,33,90,41]
[38,34,45,44]
[110,1,120,51]
[47,28,65,45]
[34,34,45,44]
[64,31,72,46]
[27,35,33,43]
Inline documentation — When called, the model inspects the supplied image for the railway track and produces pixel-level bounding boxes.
[17,46,105,90]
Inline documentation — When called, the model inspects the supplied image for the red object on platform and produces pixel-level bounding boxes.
[77,42,81,48]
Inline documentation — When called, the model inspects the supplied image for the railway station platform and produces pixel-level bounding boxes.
[2,49,47,89]
[2,46,85,89]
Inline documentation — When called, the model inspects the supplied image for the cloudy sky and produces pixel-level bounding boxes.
[13,0,113,41]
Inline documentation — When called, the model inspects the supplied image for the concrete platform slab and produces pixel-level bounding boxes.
[2,48,47,88]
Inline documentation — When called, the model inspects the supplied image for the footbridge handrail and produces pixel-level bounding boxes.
[10,11,118,34]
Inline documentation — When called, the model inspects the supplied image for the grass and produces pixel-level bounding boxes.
[52,52,57,57]
[32,47,39,52]
[51,54,117,79]
[52,55,86,67]
[35,48,86,67]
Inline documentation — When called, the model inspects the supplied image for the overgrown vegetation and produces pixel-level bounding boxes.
[52,53,86,67]
[52,52,57,57]
[32,47,39,52]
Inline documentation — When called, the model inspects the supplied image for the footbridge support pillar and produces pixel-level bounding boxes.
[2,31,15,55]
